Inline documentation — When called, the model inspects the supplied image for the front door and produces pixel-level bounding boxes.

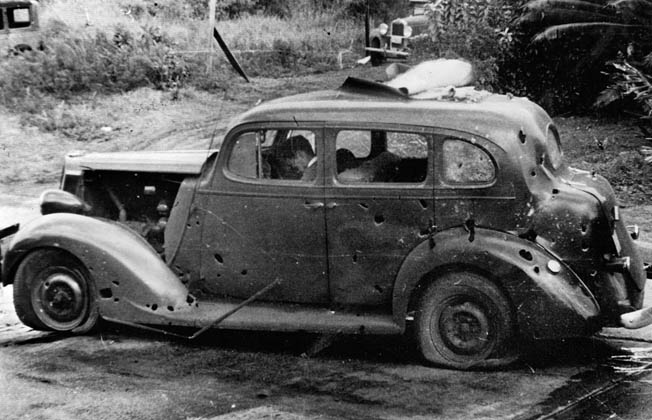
[196,125,329,304]
[323,126,435,309]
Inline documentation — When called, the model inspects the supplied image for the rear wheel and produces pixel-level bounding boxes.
[13,249,99,333]
[414,271,516,369]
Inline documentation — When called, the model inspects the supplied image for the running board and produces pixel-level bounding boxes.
[109,300,403,336]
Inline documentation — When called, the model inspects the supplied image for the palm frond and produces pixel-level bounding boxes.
[523,0,611,12]
[517,8,623,27]
[532,22,649,42]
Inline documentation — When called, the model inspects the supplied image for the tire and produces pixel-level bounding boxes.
[13,249,99,334]
[414,271,516,369]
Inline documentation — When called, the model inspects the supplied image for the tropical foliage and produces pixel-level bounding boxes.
[512,0,652,113]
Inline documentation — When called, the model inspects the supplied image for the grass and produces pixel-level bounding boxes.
[0,0,363,138]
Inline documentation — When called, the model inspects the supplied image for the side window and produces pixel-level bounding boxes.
[442,139,495,184]
[336,129,428,183]
[8,7,30,29]
[227,129,318,182]
[0,10,4,30]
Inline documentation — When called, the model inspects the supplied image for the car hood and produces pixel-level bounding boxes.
[64,149,218,175]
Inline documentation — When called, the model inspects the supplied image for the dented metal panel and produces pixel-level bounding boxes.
[2,214,194,321]
[392,227,601,339]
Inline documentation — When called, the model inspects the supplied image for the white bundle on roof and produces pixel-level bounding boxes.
[385,59,475,95]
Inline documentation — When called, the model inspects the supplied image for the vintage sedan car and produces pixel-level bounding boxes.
[367,0,429,66]
[2,76,651,369]
[0,0,41,54]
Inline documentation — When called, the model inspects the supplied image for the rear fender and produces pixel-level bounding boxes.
[2,213,195,324]
[392,227,601,339]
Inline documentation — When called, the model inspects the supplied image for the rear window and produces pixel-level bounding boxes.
[442,139,495,184]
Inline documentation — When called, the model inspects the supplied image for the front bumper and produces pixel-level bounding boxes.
[364,46,409,59]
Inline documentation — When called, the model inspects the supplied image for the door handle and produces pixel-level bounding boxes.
[304,201,324,209]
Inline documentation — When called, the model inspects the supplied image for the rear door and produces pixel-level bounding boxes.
[323,124,435,308]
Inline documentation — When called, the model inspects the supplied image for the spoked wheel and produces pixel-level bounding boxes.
[13,249,99,333]
[415,271,516,369]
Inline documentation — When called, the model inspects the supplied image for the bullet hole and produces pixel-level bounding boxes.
[146,304,150,308]
[167,306,174,312]
[374,214,385,225]
[196,220,200,225]
[241,269,248,275]
[533,266,540,274]
[590,270,598,277]
[581,241,590,252]
[374,285,384,293]
[419,199,428,209]
[112,280,120,286]
[214,253,224,264]
[359,203,369,210]
[186,295,195,305]
[186,223,191,228]
[151,304,158,311]
[216,273,222,278]
[464,219,475,242]
[352,253,358,263]
[530,170,536,177]
[99,288,113,298]
[580,223,588,233]
[418,228,429,238]
[114,297,120,302]
[519,130,527,144]
[539,156,545,165]
[552,188,559,195]
[519,249,533,261]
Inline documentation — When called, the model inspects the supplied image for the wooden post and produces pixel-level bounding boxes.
[207,0,217,73]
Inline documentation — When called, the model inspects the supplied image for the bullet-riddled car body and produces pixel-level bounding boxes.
[2,77,650,369]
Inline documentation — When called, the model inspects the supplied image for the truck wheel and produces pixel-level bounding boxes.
[13,249,99,333]
[414,271,516,369]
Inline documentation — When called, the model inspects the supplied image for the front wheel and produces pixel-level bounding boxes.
[414,271,516,369]
[13,249,99,333]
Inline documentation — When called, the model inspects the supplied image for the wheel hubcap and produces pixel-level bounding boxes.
[439,301,491,355]
[32,271,87,329]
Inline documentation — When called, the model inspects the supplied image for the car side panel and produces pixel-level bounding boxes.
[392,227,601,340]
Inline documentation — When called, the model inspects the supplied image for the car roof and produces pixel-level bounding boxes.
[229,78,553,151]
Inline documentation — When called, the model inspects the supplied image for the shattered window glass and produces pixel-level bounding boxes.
[227,129,317,182]
[8,7,30,28]
[336,130,428,183]
[442,139,495,184]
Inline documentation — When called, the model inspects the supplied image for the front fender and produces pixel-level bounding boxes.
[392,227,601,340]
[2,213,194,323]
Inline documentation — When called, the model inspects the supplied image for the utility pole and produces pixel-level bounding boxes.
[207,0,217,73]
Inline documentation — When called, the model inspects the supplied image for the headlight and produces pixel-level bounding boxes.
[379,23,388,36]
[404,25,413,37]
